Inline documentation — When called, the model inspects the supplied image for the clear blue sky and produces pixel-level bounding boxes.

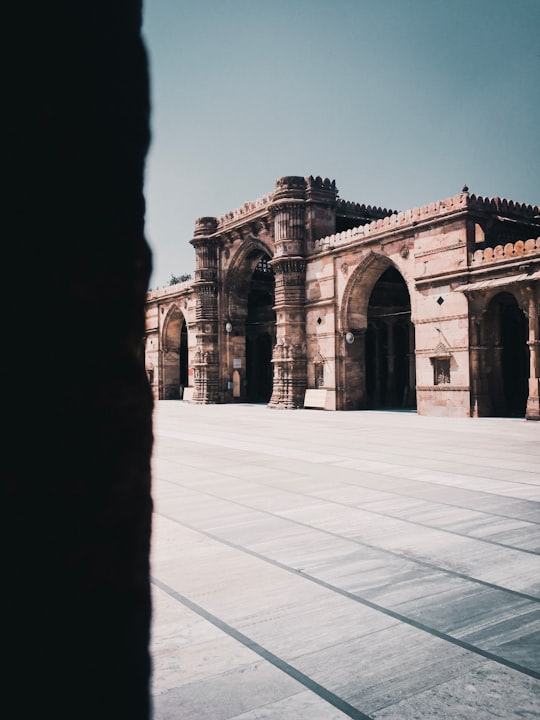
[142,0,540,289]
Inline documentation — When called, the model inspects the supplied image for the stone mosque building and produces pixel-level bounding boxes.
[144,175,540,419]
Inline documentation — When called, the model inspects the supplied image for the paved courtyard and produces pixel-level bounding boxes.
[150,402,540,720]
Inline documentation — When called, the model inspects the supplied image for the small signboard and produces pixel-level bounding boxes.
[233,358,242,369]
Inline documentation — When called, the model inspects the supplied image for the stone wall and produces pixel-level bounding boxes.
[145,178,539,418]
[6,3,153,718]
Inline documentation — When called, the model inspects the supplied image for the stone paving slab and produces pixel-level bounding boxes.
[150,402,540,719]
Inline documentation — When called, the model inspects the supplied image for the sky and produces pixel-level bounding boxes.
[142,0,540,289]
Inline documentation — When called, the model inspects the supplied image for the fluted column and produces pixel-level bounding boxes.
[190,217,221,403]
[407,321,416,408]
[268,176,308,408]
[470,314,483,417]
[386,319,396,406]
[525,284,540,420]
[374,324,382,406]
[469,296,492,417]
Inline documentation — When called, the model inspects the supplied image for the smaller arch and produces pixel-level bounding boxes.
[479,292,528,417]
[161,305,189,400]
[340,252,414,334]
[162,304,183,351]
[469,285,528,321]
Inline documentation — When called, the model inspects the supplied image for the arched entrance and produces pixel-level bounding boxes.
[245,256,275,402]
[365,266,415,409]
[224,246,276,403]
[162,307,189,399]
[484,292,528,417]
[340,256,415,410]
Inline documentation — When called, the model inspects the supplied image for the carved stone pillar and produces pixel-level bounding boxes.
[470,314,483,417]
[469,295,491,417]
[190,217,221,403]
[386,319,396,406]
[525,284,540,420]
[374,323,382,407]
[268,176,308,408]
[407,322,416,408]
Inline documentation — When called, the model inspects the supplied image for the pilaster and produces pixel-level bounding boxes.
[525,284,540,420]
[469,308,491,417]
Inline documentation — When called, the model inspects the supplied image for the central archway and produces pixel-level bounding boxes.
[245,256,275,402]
[224,243,276,403]
[366,266,415,409]
[340,255,415,410]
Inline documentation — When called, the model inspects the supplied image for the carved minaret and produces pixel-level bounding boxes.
[268,177,308,408]
[190,217,221,403]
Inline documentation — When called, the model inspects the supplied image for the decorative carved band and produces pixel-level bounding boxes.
[270,257,306,274]
[414,242,465,258]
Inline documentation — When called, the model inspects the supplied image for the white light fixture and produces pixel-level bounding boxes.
[345,331,355,344]
[225,321,233,333]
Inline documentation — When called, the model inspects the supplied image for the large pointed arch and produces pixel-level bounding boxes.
[224,236,275,313]
[338,252,415,410]
[339,252,393,334]
[223,237,276,402]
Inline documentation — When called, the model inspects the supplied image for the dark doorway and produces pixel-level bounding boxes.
[245,257,275,402]
[365,267,415,409]
[487,293,528,417]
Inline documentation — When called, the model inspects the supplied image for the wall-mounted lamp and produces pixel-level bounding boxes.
[345,331,355,345]
[225,321,233,333]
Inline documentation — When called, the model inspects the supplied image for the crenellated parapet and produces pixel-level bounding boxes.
[313,191,473,252]
[467,194,540,251]
[466,194,539,218]
[146,278,193,300]
[307,175,336,191]
[306,175,337,204]
[216,193,274,231]
[336,199,395,220]
[470,237,540,265]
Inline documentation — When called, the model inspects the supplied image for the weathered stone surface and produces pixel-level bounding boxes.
[150,402,540,720]
[146,178,540,419]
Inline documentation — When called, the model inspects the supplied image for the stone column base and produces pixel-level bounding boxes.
[526,379,540,420]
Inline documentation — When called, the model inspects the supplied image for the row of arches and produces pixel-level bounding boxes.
[156,258,530,417]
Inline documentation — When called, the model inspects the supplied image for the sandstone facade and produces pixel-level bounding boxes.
[145,176,540,419]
